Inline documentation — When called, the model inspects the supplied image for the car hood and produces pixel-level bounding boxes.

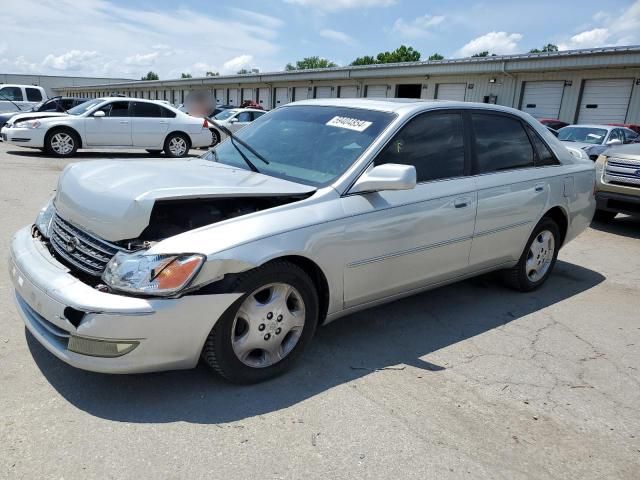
[8,111,68,124]
[54,158,316,242]
[560,140,601,150]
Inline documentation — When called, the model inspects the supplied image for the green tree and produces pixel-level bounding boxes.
[140,71,159,81]
[350,55,378,66]
[472,51,490,57]
[376,45,421,63]
[428,53,444,60]
[237,68,251,74]
[180,72,192,78]
[529,43,559,53]
[205,71,219,76]
[285,56,337,70]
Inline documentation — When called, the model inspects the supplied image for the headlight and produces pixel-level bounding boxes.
[35,199,55,238]
[14,120,41,129]
[102,252,205,296]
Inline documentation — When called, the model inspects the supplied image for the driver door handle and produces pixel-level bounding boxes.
[454,197,471,209]
[119,121,129,124]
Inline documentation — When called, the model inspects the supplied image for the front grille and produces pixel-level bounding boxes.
[604,156,640,188]
[50,213,123,276]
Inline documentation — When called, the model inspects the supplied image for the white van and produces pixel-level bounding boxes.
[0,84,48,113]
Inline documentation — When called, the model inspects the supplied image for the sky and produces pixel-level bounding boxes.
[1,0,639,80]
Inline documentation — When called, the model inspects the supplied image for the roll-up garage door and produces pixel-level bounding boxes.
[435,83,466,101]
[242,88,254,102]
[520,81,565,119]
[339,86,358,98]
[365,85,387,98]
[293,87,308,101]
[577,79,634,124]
[258,88,271,109]
[214,89,224,105]
[274,87,289,107]
[228,88,239,106]
[314,86,332,99]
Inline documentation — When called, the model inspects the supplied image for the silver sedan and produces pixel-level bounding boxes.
[9,99,596,383]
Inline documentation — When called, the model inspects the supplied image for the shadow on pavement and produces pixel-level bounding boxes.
[590,215,640,240]
[27,260,605,424]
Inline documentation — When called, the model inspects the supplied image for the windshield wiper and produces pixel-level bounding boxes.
[0,94,23,112]
[213,121,270,167]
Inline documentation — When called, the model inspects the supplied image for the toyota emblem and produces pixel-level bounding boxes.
[65,236,80,253]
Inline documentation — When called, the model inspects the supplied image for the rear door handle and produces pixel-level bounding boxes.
[534,183,545,192]
[454,197,471,208]
[119,120,129,124]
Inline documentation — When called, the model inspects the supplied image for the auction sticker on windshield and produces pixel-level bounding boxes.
[326,116,373,132]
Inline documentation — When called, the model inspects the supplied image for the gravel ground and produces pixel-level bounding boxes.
[0,142,639,480]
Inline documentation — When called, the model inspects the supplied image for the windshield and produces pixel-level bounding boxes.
[204,105,396,186]
[67,99,103,116]
[214,109,237,120]
[558,126,608,144]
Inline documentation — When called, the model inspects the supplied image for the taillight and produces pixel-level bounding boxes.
[202,118,209,129]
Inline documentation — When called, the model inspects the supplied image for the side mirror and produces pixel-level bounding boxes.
[229,117,238,123]
[350,164,417,194]
[606,138,622,146]
[93,110,105,118]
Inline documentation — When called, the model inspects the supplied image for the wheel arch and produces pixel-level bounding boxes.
[165,130,191,146]
[542,205,569,247]
[45,125,83,148]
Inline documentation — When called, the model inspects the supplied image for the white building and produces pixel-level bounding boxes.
[57,46,640,124]
[0,73,134,98]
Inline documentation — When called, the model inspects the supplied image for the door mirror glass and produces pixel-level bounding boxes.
[606,138,622,146]
[229,117,238,123]
[93,110,106,117]
[350,164,417,194]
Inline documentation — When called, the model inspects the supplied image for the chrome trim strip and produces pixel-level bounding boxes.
[347,235,473,268]
[474,220,532,238]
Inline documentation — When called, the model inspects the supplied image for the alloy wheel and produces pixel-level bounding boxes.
[526,230,555,282]
[51,133,74,155]
[168,137,187,156]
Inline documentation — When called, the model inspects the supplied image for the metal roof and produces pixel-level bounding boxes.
[58,45,640,90]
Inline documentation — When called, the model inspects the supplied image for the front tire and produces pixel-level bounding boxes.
[44,129,79,157]
[163,132,190,158]
[503,217,560,292]
[202,260,319,384]
[593,209,617,222]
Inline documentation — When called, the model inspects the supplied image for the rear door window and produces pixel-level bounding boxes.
[132,101,163,117]
[26,88,43,102]
[471,113,535,173]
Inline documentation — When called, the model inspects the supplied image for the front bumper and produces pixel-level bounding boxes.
[9,226,242,374]
[1,126,45,147]
[596,191,640,216]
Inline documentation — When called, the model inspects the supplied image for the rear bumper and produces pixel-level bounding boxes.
[9,226,242,374]
[596,191,640,216]
[189,130,213,148]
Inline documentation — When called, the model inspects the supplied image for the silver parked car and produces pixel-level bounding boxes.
[9,99,596,383]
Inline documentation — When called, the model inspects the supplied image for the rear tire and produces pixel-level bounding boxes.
[503,217,560,292]
[44,129,79,158]
[201,260,319,384]
[593,209,617,222]
[163,132,190,158]
[209,128,220,146]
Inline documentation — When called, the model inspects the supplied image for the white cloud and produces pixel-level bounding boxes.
[229,8,284,29]
[0,0,282,78]
[42,50,100,71]
[320,29,356,45]
[124,52,160,66]
[456,31,523,57]
[222,54,254,74]
[392,14,444,38]
[558,0,640,50]
[283,0,395,12]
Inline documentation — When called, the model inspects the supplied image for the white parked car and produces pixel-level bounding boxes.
[208,108,266,145]
[0,97,212,157]
[9,99,595,383]
[0,84,47,113]
[558,124,638,151]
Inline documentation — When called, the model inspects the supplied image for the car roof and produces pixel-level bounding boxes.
[562,124,616,130]
[285,98,533,116]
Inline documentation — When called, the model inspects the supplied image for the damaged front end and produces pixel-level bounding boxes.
[36,193,312,295]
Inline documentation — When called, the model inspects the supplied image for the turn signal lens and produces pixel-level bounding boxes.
[154,255,203,290]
